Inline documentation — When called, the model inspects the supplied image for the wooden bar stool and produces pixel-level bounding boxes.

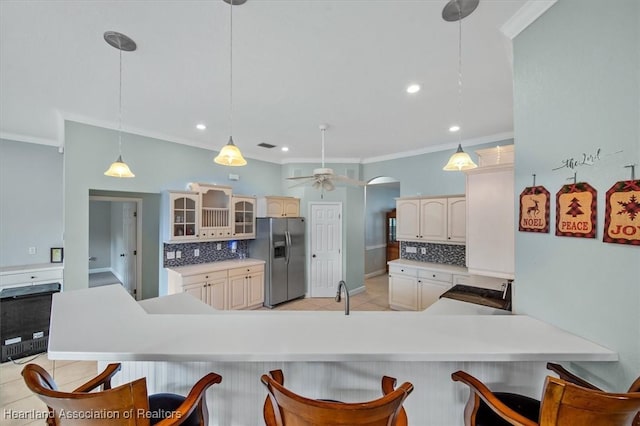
[22,363,222,425]
[261,369,413,426]
[452,369,640,426]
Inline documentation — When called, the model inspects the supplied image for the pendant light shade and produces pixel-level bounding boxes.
[214,136,247,166]
[215,0,247,167]
[442,0,477,172]
[443,144,477,171]
[103,31,136,178]
[104,155,136,177]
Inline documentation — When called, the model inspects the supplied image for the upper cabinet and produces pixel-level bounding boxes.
[167,191,199,241]
[163,184,256,243]
[232,196,256,239]
[257,196,300,217]
[396,196,465,244]
[465,146,515,279]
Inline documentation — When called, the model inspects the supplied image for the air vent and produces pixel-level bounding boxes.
[257,142,276,149]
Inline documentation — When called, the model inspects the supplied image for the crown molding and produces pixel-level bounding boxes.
[0,131,58,147]
[500,0,557,40]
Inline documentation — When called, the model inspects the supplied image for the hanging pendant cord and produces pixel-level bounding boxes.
[456,1,463,146]
[229,0,234,139]
[118,38,123,156]
[321,128,325,168]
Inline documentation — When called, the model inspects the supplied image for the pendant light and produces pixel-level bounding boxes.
[442,0,478,171]
[103,31,136,178]
[214,0,247,166]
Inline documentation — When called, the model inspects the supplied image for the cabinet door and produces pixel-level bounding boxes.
[388,274,418,310]
[466,166,515,279]
[207,278,228,310]
[447,197,466,243]
[170,194,199,240]
[282,198,300,217]
[199,186,232,240]
[183,282,207,303]
[246,272,264,308]
[419,279,450,310]
[228,274,248,309]
[232,197,256,239]
[419,198,447,241]
[396,199,420,241]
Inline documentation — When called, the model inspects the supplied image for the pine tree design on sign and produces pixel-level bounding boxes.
[555,182,597,238]
[604,179,640,245]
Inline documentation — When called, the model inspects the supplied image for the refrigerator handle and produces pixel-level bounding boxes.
[285,230,291,265]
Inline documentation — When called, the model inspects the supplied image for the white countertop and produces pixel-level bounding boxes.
[48,284,616,363]
[138,293,219,314]
[165,259,265,276]
[387,259,467,274]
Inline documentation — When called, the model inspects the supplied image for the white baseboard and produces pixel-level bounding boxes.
[365,269,387,279]
[89,267,111,274]
[349,285,366,296]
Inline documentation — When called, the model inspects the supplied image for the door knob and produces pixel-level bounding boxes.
[120,253,125,257]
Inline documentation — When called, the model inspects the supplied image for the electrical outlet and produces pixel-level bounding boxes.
[406,246,417,253]
[421,247,427,255]
[194,249,200,257]
[28,247,37,255]
[216,243,222,250]
[176,250,182,259]
[166,251,175,260]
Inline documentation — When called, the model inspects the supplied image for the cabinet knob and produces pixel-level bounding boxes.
[205,275,209,278]
[31,275,37,279]
[433,274,436,278]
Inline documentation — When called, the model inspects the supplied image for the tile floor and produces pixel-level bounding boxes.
[0,274,389,425]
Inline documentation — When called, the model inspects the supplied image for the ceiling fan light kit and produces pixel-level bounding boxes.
[442,0,478,172]
[286,124,366,193]
[103,31,136,178]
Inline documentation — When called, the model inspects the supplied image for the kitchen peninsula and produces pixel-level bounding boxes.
[48,284,616,425]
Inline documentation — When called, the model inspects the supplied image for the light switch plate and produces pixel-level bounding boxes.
[216,243,222,250]
[421,248,427,255]
[406,246,417,253]
[176,250,182,258]
[194,249,200,257]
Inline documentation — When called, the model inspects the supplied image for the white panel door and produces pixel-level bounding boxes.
[309,203,342,297]
[122,202,137,298]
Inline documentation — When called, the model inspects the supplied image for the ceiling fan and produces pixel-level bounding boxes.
[287,124,366,193]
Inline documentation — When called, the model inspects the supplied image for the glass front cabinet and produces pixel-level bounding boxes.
[169,191,199,241]
[232,196,256,239]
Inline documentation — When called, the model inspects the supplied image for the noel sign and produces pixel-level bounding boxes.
[603,179,640,245]
[556,182,597,238]
[519,186,550,233]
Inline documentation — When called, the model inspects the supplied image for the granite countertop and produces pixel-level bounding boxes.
[440,284,511,311]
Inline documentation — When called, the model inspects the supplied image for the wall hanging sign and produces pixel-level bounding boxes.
[555,182,597,238]
[603,179,640,245]
[519,186,550,233]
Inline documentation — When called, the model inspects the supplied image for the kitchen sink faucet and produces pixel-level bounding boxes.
[335,280,350,315]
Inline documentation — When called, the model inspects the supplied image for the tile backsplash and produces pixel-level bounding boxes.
[400,241,465,266]
[164,240,249,268]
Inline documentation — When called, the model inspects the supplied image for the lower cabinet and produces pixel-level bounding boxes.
[389,264,452,311]
[168,263,264,310]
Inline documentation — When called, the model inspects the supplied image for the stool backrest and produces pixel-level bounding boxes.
[261,371,413,426]
[22,363,151,426]
[540,376,640,426]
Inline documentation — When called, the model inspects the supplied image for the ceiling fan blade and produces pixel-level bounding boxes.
[287,175,316,180]
[289,178,316,189]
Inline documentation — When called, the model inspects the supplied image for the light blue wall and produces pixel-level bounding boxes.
[0,139,63,267]
[64,121,282,293]
[88,201,111,270]
[514,0,639,389]
[362,140,513,196]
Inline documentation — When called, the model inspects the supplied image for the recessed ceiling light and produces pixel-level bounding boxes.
[406,84,421,94]
[449,125,460,132]
[196,123,206,130]
[281,146,289,152]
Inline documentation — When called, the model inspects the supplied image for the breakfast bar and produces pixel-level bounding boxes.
[48,285,616,425]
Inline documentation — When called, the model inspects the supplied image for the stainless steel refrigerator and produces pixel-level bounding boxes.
[249,217,306,308]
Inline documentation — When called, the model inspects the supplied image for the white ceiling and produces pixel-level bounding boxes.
[0,0,531,164]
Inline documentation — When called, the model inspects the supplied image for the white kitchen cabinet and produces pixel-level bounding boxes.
[232,196,256,239]
[167,261,264,310]
[166,191,200,242]
[465,164,515,279]
[189,183,232,240]
[396,196,465,244]
[388,265,418,310]
[388,264,453,311]
[257,196,300,217]
[228,264,264,309]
